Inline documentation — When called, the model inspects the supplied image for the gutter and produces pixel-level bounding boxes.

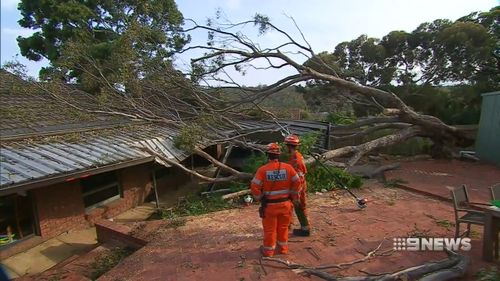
[0,156,154,196]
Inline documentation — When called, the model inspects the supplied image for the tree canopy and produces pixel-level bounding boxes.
[305,6,499,88]
[17,0,188,93]
[302,6,499,124]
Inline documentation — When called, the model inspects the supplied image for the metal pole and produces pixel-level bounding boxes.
[207,145,234,192]
[325,123,332,150]
[152,169,160,209]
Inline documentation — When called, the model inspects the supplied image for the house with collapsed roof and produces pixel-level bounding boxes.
[0,70,332,258]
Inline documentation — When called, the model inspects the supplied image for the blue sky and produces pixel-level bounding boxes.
[1,0,497,85]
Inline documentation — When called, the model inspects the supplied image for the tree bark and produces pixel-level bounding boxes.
[221,189,251,200]
[305,126,421,166]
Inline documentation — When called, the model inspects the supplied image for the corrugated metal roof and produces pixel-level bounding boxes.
[0,119,330,190]
[0,126,185,189]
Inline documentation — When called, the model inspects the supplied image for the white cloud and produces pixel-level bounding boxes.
[1,0,19,10]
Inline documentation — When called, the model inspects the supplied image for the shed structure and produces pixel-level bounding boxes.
[476,91,500,166]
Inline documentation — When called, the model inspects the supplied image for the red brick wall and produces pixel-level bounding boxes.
[33,181,88,237]
[2,163,153,259]
[120,163,153,208]
[95,220,147,250]
[85,163,153,224]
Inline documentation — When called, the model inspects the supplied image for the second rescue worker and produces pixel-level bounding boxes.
[285,134,311,236]
[251,143,301,257]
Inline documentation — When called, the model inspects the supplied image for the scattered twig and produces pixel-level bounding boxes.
[314,239,386,270]
[259,257,268,276]
[358,269,394,276]
[305,246,321,261]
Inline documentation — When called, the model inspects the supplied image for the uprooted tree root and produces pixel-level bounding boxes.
[261,240,470,281]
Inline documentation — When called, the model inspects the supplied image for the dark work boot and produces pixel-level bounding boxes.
[293,228,310,237]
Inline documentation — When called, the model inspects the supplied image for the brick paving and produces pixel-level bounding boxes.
[385,159,500,203]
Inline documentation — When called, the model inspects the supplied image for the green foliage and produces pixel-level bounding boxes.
[392,84,484,125]
[384,137,433,156]
[228,132,362,194]
[17,0,188,92]
[210,151,267,195]
[243,152,268,174]
[90,247,133,280]
[161,196,235,219]
[241,132,361,193]
[306,164,363,193]
[325,112,357,125]
[309,6,499,88]
[253,14,271,35]
[174,124,204,151]
[369,130,432,155]
[475,267,500,281]
[278,131,321,162]
[302,6,499,122]
[300,110,312,120]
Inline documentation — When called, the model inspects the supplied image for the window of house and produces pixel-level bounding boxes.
[0,193,36,247]
[81,171,121,209]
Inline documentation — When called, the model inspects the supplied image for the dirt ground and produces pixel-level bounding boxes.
[98,181,498,281]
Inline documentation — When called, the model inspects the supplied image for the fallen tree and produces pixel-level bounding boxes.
[175,15,474,168]
[10,12,476,184]
[6,10,480,279]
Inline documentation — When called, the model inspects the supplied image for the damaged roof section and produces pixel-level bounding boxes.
[0,70,332,194]
[220,119,332,148]
[0,71,188,193]
[0,125,187,193]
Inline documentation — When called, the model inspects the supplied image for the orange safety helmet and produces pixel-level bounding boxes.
[284,134,300,146]
[266,143,281,155]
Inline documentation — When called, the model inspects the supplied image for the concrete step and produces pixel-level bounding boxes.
[14,243,127,281]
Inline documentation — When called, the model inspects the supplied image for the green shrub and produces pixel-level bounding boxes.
[242,152,268,174]
[240,132,361,193]
[475,267,500,281]
[174,124,204,151]
[279,131,321,161]
[366,129,432,156]
[325,112,357,125]
[161,196,236,219]
[180,196,233,216]
[306,164,362,193]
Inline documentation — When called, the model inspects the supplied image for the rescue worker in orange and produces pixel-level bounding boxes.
[250,143,301,257]
[285,134,311,236]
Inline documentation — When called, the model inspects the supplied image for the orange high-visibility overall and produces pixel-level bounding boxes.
[290,150,310,229]
[251,159,300,257]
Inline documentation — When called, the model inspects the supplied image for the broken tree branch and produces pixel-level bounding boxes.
[138,146,252,183]
[221,189,251,200]
[263,244,468,281]
[305,126,422,166]
[331,123,411,141]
